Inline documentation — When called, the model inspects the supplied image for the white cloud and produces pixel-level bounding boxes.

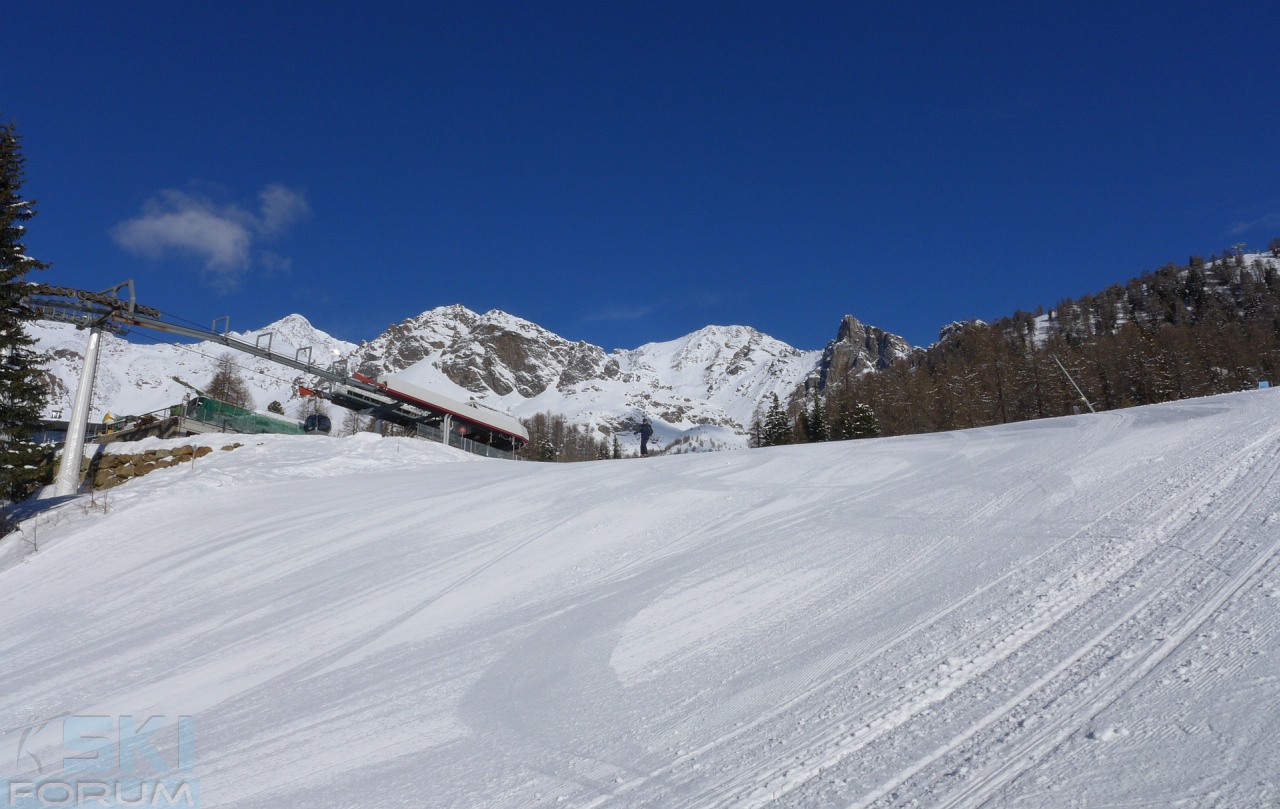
[257,185,310,235]
[1229,209,1280,237]
[259,251,293,276]
[113,184,310,291]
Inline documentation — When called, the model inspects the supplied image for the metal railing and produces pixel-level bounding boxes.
[417,423,517,460]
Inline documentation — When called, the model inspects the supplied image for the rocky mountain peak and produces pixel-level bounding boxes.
[813,314,918,391]
[347,305,616,398]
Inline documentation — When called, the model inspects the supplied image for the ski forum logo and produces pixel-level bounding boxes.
[2,714,197,807]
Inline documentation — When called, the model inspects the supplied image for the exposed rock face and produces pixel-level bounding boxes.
[349,306,618,397]
[558,342,619,392]
[439,317,585,397]
[350,305,480,379]
[812,314,919,390]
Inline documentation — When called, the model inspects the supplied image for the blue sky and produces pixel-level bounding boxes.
[7,2,1280,351]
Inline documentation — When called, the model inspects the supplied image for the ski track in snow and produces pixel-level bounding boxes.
[1,393,1279,807]
[844,428,1280,809]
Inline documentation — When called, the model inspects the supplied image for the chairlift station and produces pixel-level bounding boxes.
[21,281,530,494]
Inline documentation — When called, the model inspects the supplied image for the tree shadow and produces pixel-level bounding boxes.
[1,492,80,538]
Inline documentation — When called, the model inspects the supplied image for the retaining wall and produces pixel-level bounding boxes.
[81,443,244,490]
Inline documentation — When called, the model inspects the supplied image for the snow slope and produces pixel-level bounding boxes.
[2,391,1279,807]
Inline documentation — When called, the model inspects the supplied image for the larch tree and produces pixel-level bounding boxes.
[205,353,254,409]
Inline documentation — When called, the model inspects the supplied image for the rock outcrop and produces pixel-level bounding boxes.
[811,314,919,391]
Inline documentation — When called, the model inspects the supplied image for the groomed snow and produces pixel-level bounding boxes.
[2,390,1279,807]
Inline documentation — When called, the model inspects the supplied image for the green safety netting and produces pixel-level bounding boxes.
[188,398,305,435]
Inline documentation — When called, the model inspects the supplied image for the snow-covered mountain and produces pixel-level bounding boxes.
[29,306,913,450]
[349,307,826,449]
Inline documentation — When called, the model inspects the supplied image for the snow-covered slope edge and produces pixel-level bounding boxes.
[3,390,1278,807]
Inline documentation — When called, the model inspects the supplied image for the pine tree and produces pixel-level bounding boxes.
[828,386,876,440]
[0,121,51,503]
[267,400,285,415]
[531,438,557,462]
[762,393,791,446]
[848,402,880,438]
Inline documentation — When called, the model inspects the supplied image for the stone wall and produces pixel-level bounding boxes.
[81,443,244,490]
